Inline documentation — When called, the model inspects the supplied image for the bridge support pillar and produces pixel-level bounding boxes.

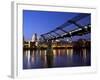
[46,40,53,68]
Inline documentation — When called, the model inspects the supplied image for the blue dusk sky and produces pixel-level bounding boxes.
[23,10,91,41]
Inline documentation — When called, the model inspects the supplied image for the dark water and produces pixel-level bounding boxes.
[23,48,91,69]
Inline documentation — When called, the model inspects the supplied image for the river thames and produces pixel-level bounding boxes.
[23,48,90,69]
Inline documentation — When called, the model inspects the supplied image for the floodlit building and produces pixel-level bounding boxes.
[32,33,37,42]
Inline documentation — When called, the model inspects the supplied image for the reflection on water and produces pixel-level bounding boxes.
[23,48,91,69]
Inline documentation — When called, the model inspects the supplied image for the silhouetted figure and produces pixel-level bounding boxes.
[46,40,53,68]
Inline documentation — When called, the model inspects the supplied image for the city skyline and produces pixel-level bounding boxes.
[23,10,91,41]
[23,10,91,69]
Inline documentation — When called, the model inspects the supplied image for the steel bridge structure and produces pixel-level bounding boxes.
[40,13,91,42]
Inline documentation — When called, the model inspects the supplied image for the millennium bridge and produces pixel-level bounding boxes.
[23,13,91,50]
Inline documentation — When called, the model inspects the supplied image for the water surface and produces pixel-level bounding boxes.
[23,48,91,69]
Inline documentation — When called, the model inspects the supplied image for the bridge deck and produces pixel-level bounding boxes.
[40,13,91,41]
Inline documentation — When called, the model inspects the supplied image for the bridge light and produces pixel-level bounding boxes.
[69,32,72,34]
[88,24,91,27]
[70,28,82,33]
[84,26,88,29]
